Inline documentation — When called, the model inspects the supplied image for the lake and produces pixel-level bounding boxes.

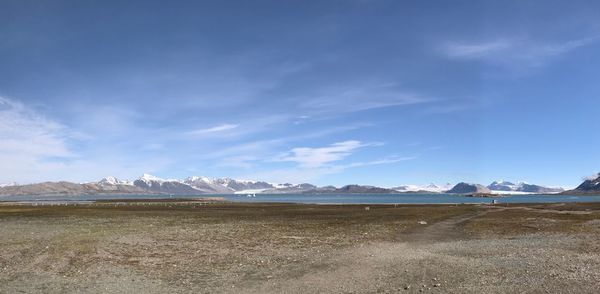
[2,193,600,204]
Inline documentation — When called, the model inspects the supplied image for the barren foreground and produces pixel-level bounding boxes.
[1,201,600,293]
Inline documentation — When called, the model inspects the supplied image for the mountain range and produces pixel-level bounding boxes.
[1,173,597,196]
[0,174,321,196]
[487,181,564,194]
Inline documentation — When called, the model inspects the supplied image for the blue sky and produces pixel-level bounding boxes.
[1,0,599,187]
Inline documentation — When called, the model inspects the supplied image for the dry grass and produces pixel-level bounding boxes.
[1,201,600,293]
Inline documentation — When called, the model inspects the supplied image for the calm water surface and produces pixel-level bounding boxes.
[2,193,600,204]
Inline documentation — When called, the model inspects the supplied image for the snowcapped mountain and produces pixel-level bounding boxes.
[0,182,17,188]
[563,173,600,195]
[0,172,576,197]
[447,183,491,194]
[488,181,518,191]
[138,174,164,182]
[127,174,318,195]
[487,181,564,194]
[263,183,317,193]
[0,179,148,196]
[183,176,275,194]
[98,176,133,186]
[576,173,600,190]
[392,183,454,193]
[133,174,200,195]
[0,173,571,197]
[216,178,274,191]
[183,176,236,194]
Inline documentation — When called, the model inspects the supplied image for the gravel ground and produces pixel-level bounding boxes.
[1,201,599,293]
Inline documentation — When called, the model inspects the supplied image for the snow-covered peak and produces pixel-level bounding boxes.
[139,174,166,183]
[0,182,17,188]
[235,179,259,184]
[99,176,119,185]
[185,176,218,185]
[584,173,600,181]
[491,180,510,185]
[185,176,200,182]
[98,176,133,186]
[392,183,453,193]
[185,176,265,186]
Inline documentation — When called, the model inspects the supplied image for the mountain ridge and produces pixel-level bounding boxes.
[562,173,600,195]
[447,182,492,194]
[0,173,579,196]
[487,181,564,194]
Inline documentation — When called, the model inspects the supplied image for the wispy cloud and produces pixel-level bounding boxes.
[0,96,72,159]
[201,123,373,162]
[187,123,239,135]
[240,155,416,184]
[340,156,417,169]
[0,97,171,183]
[177,115,294,142]
[275,140,380,168]
[441,36,599,69]
[420,96,483,115]
[299,82,433,115]
[540,37,599,56]
[443,40,511,58]
[0,96,73,183]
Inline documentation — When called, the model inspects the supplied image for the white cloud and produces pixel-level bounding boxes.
[0,97,170,184]
[299,82,433,115]
[443,40,511,58]
[240,155,416,184]
[441,36,599,69]
[199,123,372,163]
[341,156,416,168]
[187,123,239,136]
[0,97,72,158]
[276,140,377,168]
[181,115,291,141]
[0,97,73,182]
[536,36,600,57]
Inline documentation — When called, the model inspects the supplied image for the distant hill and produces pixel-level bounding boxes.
[447,183,491,194]
[518,183,563,193]
[488,181,517,191]
[391,183,453,193]
[183,176,275,194]
[0,180,149,196]
[487,181,563,194]
[133,175,201,195]
[262,183,317,193]
[562,173,600,195]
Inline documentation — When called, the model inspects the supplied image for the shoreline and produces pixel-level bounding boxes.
[0,199,593,206]
[2,193,600,206]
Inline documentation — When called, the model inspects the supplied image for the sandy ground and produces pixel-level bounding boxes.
[1,201,600,293]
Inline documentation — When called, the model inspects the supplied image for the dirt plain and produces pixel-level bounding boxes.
[1,200,600,293]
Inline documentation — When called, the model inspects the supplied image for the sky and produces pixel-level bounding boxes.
[1,0,600,188]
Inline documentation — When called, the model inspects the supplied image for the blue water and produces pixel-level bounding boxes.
[1,193,600,204]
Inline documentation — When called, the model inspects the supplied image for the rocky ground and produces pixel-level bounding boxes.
[1,201,600,293]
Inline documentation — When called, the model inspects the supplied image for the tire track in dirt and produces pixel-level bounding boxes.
[400,209,497,244]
